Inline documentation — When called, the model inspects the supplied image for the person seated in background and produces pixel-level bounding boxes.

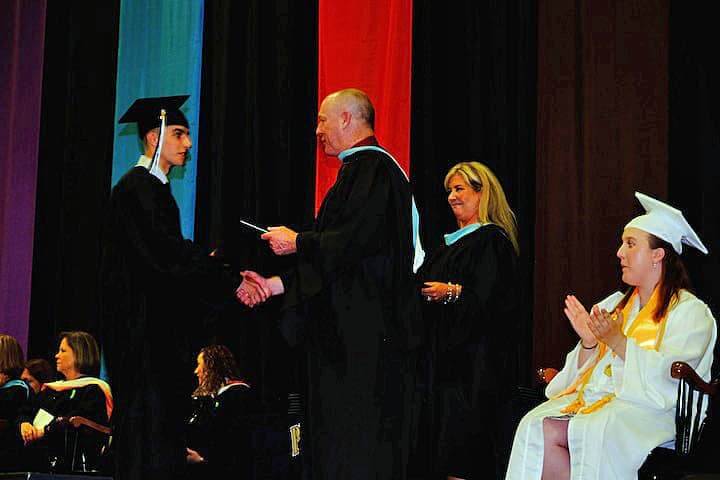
[186,344,255,478]
[0,334,32,471]
[22,358,56,394]
[506,193,717,480]
[19,331,112,472]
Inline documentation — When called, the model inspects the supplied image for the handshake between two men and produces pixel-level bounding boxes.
[235,226,297,308]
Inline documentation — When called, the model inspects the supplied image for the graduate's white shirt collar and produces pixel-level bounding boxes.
[136,155,169,184]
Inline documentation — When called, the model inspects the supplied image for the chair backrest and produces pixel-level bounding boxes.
[671,361,719,457]
[50,416,112,474]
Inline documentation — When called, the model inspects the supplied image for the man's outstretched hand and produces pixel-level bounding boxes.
[236,271,285,307]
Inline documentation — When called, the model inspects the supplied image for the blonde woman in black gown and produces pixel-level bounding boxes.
[417,162,520,480]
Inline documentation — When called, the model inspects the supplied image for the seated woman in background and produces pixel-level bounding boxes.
[506,193,717,480]
[19,331,112,472]
[22,358,56,394]
[415,161,520,480]
[186,344,255,477]
[0,334,32,471]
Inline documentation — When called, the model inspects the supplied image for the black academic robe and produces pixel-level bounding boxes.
[100,166,237,480]
[0,383,31,471]
[415,224,519,479]
[186,383,255,479]
[18,383,108,472]
[280,146,420,480]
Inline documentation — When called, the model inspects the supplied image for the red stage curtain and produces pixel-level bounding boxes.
[316,0,413,212]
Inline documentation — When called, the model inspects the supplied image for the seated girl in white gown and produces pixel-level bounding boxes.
[506,192,717,480]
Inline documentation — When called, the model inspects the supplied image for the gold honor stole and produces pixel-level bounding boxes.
[554,287,669,414]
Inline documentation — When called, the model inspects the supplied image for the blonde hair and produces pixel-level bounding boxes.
[444,162,519,255]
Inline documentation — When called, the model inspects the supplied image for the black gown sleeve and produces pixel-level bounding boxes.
[68,385,109,425]
[281,155,393,305]
[0,386,28,421]
[0,386,29,469]
[17,389,42,427]
[113,172,237,305]
[17,385,108,428]
[429,228,519,361]
[204,387,254,476]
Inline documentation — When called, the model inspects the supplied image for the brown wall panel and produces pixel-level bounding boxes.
[534,0,668,369]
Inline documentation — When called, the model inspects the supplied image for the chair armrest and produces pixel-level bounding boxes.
[671,361,719,396]
[56,416,112,436]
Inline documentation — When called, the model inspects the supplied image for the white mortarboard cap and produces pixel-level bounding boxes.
[625,192,708,255]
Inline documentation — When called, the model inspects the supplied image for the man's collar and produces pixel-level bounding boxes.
[136,155,169,184]
[338,136,379,161]
[351,136,378,148]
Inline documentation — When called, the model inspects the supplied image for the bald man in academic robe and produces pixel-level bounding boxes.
[238,88,422,479]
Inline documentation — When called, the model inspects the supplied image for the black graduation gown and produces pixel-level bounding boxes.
[279,147,420,480]
[100,166,238,480]
[18,383,108,472]
[416,224,519,479]
[0,383,31,471]
[186,384,255,479]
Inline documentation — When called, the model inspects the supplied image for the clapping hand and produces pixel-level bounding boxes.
[563,295,598,348]
[587,305,626,354]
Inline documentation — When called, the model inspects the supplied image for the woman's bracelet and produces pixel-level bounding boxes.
[581,341,598,350]
[443,282,461,304]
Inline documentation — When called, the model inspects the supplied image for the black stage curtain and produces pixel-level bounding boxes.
[410,0,537,385]
[669,2,720,372]
[195,0,318,409]
[28,1,119,360]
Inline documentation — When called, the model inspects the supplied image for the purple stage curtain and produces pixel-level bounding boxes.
[0,0,47,352]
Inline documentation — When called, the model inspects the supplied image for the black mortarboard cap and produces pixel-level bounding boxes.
[118,95,190,138]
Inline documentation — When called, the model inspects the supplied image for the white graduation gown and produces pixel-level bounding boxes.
[506,290,717,480]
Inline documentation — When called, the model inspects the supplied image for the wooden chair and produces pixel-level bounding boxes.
[530,362,720,479]
[49,416,112,474]
[637,361,720,480]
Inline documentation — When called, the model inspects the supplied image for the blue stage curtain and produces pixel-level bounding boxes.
[111,0,204,239]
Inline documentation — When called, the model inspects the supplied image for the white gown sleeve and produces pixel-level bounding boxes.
[613,293,716,410]
[545,291,627,398]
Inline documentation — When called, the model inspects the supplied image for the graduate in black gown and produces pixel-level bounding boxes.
[185,344,256,478]
[416,162,520,480]
[239,88,423,480]
[100,96,256,480]
[19,331,112,473]
[0,334,31,472]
